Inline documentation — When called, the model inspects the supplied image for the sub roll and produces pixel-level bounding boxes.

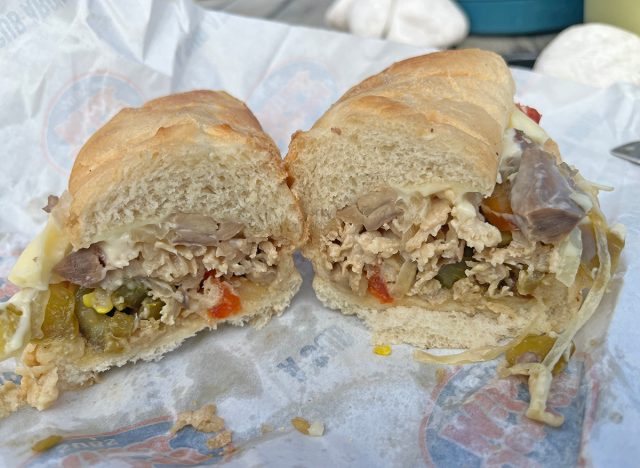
[285,49,624,425]
[0,91,304,415]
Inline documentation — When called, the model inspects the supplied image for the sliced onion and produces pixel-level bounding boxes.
[390,260,417,298]
[216,221,244,241]
[554,226,583,287]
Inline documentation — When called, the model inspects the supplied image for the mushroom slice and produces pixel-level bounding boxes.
[356,188,397,216]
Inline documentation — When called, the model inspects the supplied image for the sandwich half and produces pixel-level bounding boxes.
[0,90,304,415]
[285,49,624,425]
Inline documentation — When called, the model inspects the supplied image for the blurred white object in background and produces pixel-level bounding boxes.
[326,0,468,48]
[387,0,468,48]
[349,0,392,38]
[535,23,640,87]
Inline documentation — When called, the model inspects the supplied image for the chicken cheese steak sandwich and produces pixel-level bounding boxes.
[0,90,304,416]
[285,49,624,426]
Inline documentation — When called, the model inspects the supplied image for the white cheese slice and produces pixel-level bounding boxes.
[8,219,71,290]
[509,107,549,145]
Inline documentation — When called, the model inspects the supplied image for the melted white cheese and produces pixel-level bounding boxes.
[391,183,465,200]
[509,107,549,145]
[8,218,71,290]
[99,233,138,269]
[0,288,49,357]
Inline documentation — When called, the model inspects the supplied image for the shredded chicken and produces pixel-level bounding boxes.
[0,382,23,418]
[171,403,233,450]
[54,216,283,325]
[320,132,583,307]
[171,404,225,434]
[321,190,556,306]
[207,431,233,449]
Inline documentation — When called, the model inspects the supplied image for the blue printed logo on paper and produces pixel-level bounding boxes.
[24,417,228,467]
[421,358,595,467]
[43,73,143,172]
[249,61,338,152]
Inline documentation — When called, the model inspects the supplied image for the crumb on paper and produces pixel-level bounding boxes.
[171,404,225,434]
[435,368,447,385]
[291,417,324,436]
[207,430,232,449]
[589,338,604,347]
[610,412,623,423]
[307,421,325,437]
[373,345,392,356]
[0,381,24,419]
[222,445,237,456]
[261,424,274,434]
[31,435,63,452]
[291,417,310,434]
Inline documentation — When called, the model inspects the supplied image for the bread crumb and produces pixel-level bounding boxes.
[261,424,274,434]
[307,421,325,437]
[291,417,324,436]
[171,404,225,434]
[207,430,232,449]
[609,411,623,424]
[291,417,310,434]
[0,381,24,419]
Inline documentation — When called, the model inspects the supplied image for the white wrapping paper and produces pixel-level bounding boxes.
[0,1,639,466]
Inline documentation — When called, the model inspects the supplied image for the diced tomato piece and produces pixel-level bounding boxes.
[516,103,542,124]
[209,282,242,319]
[203,270,242,319]
[367,266,393,304]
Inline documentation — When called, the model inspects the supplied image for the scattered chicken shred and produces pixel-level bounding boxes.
[171,404,225,434]
[206,430,233,449]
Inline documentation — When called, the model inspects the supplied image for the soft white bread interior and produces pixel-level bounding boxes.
[313,275,581,349]
[286,49,515,232]
[67,90,303,248]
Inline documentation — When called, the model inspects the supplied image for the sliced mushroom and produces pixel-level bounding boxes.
[53,245,106,287]
[165,215,243,245]
[356,188,397,216]
[216,221,244,241]
[168,230,218,246]
[336,205,366,226]
[170,213,218,231]
[510,146,587,243]
[363,203,401,231]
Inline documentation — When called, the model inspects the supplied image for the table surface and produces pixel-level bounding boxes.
[196,0,557,66]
